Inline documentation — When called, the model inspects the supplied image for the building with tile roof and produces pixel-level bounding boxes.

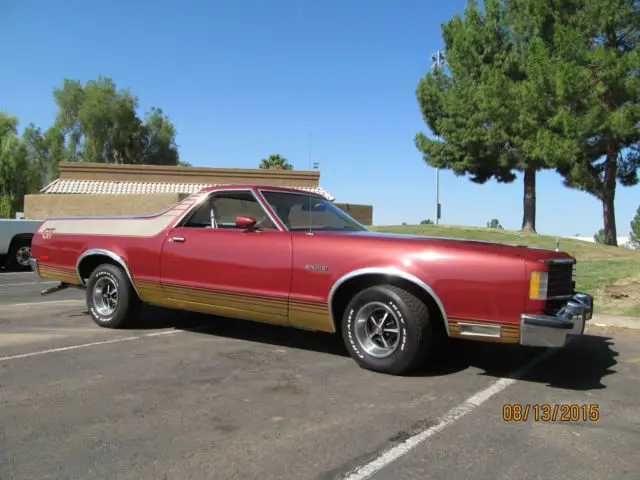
[24,162,373,224]
[40,178,336,201]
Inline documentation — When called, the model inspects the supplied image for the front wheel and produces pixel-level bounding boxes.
[86,263,141,328]
[341,284,434,375]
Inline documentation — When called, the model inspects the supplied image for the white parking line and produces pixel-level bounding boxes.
[0,329,186,362]
[0,281,57,288]
[340,346,559,480]
[0,299,85,308]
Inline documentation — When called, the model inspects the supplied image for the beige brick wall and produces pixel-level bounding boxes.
[24,194,186,219]
[335,203,373,226]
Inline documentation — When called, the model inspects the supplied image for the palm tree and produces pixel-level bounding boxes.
[259,154,293,170]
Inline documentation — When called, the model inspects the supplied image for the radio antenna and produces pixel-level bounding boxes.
[307,133,313,235]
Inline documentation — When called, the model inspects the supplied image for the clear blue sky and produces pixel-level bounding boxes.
[1,0,638,237]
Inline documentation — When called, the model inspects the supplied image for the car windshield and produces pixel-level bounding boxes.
[260,190,368,232]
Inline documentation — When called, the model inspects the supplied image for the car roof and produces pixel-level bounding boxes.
[199,184,324,197]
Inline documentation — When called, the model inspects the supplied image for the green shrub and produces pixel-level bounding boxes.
[0,195,16,219]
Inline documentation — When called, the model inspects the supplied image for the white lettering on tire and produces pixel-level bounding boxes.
[346,307,365,359]
[388,300,408,352]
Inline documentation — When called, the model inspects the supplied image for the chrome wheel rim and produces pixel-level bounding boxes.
[16,246,31,266]
[354,301,401,359]
[92,277,119,317]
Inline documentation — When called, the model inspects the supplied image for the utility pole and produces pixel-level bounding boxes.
[430,49,447,225]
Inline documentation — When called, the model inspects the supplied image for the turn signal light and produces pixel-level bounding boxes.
[529,271,548,300]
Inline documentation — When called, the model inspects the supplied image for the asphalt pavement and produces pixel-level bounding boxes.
[0,270,638,480]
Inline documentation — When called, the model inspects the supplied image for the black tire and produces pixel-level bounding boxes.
[341,284,434,375]
[85,263,141,329]
[6,237,32,271]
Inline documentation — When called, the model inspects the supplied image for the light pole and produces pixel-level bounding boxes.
[430,49,447,225]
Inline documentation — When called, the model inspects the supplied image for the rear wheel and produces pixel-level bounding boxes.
[86,263,141,328]
[341,284,434,375]
[6,238,32,271]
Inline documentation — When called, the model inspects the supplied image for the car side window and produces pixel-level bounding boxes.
[182,191,277,230]
[287,203,347,229]
[182,199,216,228]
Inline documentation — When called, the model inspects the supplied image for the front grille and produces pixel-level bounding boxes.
[545,261,575,315]
[547,262,574,298]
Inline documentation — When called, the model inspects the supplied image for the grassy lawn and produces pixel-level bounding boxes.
[370,224,640,317]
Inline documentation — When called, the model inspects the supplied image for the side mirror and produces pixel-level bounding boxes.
[235,216,257,230]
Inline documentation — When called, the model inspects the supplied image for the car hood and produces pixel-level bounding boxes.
[318,230,574,262]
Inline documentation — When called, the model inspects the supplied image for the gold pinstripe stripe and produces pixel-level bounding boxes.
[133,278,334,332]
[288,298,332,332]
[39,265,82,285]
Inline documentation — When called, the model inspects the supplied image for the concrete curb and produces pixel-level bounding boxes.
[589,314,640,330]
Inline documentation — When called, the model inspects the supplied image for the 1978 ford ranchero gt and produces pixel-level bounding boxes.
[30,184,593,375]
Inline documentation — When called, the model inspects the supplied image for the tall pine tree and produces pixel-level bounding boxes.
[416,0,639,240]
[415,0,554,232]
[529,0,639,246]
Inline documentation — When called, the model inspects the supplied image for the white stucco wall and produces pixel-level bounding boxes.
[561,235,636,249]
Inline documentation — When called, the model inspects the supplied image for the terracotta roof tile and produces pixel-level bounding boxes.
[40,179,336,201]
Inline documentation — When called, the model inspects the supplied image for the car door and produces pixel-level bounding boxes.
[159,189,292,325]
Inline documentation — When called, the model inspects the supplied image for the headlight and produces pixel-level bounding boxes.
[529,271,548,300]
[572,263,577,282]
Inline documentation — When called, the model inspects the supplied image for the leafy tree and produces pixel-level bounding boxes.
[420,218,434,224]
[259,154,293,170]
[629,206,640,248]
[486,218,503,229]
[135,107,179,166]
[0,112,40,217]
[529,0,639,247]
[22,124,65,187]
[52,76,180,166]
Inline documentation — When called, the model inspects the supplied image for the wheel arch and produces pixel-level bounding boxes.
[8,233,33,250]
[76,249,141,297]
[327,267,449,336]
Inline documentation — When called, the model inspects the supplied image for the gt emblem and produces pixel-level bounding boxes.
[41,228,56,240]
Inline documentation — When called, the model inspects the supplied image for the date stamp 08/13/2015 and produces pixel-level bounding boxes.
[502,404,600,422]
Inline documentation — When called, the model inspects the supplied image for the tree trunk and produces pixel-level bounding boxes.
[521,168,536,233]
[602,149,618,246]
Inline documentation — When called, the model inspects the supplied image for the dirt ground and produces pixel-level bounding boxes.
[595,274,640,316]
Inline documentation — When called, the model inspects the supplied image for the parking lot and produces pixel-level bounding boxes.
[1,270,639,480]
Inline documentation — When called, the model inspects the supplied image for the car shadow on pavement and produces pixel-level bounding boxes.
[410,334,618,391]
[134,305,350,357]
[132,305,619,390]
[517,335,619,390]
[0,267,31,273]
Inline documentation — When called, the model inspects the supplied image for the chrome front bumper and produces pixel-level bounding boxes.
[520,292,593,348]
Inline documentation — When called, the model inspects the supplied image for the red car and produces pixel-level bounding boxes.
[30,185,593,375]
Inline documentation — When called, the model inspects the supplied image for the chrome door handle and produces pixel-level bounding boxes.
[171,237,185,243]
